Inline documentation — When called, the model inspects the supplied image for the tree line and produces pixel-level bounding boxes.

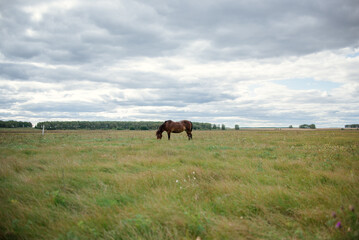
[8,120,352,130]
[33,121,213,130]
[345,124,359,128]
[0,120,32,128]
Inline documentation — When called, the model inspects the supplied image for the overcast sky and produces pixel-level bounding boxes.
[1,0,359,127]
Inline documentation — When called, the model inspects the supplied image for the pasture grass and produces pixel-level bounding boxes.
[0,129,358,239]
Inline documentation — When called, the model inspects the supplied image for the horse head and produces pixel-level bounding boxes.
[156,129,163,139]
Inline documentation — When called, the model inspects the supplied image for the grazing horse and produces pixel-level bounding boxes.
[156,120,193,140]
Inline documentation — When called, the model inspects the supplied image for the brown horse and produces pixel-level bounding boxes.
[156,120,193,140]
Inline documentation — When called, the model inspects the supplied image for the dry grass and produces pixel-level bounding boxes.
[0,129,358,239]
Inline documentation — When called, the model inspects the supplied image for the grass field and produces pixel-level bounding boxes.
[1,129,358,239]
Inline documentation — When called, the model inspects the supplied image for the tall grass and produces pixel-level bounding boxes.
[0,129,358,239]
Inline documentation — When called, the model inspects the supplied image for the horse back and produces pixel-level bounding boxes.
[162,120,192,133]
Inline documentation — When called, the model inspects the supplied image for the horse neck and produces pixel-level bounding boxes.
[158,124,166,132]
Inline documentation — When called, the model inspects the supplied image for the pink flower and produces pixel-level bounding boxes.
[335,221,342,229]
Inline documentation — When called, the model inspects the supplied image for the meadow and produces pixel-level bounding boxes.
[0,129,358,239]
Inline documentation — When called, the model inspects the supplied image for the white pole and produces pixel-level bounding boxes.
[42,125,45,136]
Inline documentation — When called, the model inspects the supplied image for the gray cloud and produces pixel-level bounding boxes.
[20,101,108,113]
[3,0,358,63]
[0,63,31,80]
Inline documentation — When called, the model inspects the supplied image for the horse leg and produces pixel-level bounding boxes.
[167,131,171,140]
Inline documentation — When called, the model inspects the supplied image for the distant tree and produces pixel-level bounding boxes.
[212,124,217,130]
[235,124,240,130]
[221,124,226,130]
[192,122,212,130]
[345,124,359,128]
[289,125,293,128]
[299,124,316,129]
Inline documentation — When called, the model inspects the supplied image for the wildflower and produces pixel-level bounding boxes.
[193,177,196,180]
[176,180,179,183]
[335,221,342,229]
[193,171,195,174]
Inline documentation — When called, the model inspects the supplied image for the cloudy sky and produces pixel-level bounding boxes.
[1,0,359,127]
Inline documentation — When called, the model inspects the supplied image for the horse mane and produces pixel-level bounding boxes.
[161,120,172,130]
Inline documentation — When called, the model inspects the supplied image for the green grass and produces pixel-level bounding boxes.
[0,129,358,239]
